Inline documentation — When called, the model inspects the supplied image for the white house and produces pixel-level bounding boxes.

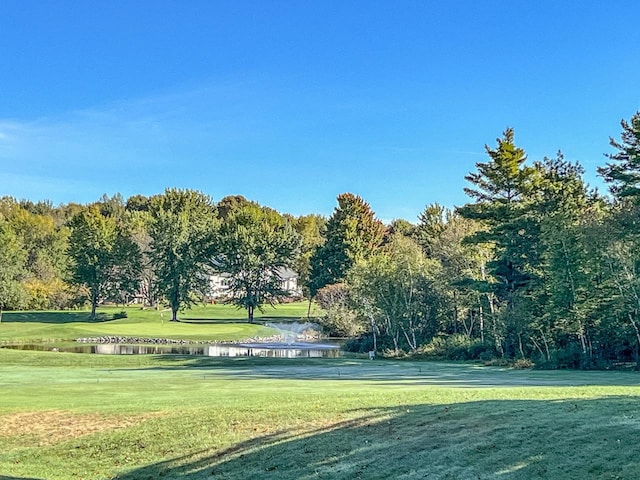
[207,267,302,300]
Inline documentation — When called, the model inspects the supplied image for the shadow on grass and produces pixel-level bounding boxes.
[177,317,258,324]
[111,396,640,480]
[0,311,111,324]
[0,476,45,480]
[178,316,315,324]
[129,355,640,388]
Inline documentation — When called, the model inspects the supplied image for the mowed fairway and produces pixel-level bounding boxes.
[2,347,640,480]
[0,302,320,343]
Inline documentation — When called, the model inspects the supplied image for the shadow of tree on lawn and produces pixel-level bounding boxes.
[126,356,640,388]
[0,476,45,480]
[0,311,111,324]
[111,396,640,480]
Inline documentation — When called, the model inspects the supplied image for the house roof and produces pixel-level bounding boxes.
[276,267,298,279]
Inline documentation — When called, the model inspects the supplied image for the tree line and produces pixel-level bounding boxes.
[1,110,639,367]
[0,192,322,322]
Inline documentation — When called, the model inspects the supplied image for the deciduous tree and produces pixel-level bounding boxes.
[68,206,141,318]
[148,189,217,321]
[0,220,26,316]
[213,203,301,322]
[349,234,440,354]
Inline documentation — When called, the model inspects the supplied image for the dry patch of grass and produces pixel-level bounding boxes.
[0,410,162,447]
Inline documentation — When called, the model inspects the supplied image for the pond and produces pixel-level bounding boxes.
[1,341,342,358]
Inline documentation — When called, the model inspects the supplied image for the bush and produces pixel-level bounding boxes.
[315,284,366,337]
[112,310,128,320]
[344,335,375,353]
[419,334,496,361]
[511,358,535,369]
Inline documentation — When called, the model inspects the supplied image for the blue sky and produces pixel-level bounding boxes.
[1,1,639,222]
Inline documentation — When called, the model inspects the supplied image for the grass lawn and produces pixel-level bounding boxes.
[2,346,640,479]
[0,302,320,344]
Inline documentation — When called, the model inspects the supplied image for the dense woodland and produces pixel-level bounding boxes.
[2,111,640,368]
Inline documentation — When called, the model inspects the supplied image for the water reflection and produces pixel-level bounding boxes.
[2,342,341,358]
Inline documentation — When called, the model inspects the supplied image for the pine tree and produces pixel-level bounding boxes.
[598,111,640,200]
[308,193,384,296]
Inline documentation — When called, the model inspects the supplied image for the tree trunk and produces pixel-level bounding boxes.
[248,305,254,323]
[171,307,178,321]
[453,291,459,334]
[91,291,98,319]
[307,298,312,319]
[479,302,484,343]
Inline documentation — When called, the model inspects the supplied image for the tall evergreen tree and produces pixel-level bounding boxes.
[458,129,536,299]
[598,111,640,200]
[458,129,538,355]
[308,193,384,296]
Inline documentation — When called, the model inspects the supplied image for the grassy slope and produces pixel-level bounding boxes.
[0,302,319,343]
[2,349,640,479]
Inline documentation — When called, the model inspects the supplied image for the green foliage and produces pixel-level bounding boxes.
[1,201,72,309]
[215,194,251,219]
[213,203,301,321]
[419,334,495,360]
[126,209,158,307]
[67,206,142,318]
[292,214,326,298]
[417,204,489,339]
[315,283,366,337]
[148,189,217,321]
[0,221,27,310]
[598,111,640,200]
[349,234,440,353]
[459,129,538,300]
[386,218,417,239]
[309,193,384,296]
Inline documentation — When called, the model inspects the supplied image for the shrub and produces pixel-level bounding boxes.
[419,334,496,361]
[512,358,535,369]
[112,310,128,320]
[315,283,366,337]
[344,335,375,353]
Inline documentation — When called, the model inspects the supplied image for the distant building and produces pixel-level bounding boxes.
[207,267,302,301]
[277,267,302,297]
[208,272,232,299]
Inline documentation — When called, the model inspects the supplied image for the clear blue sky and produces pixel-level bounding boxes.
[1,1,639,222]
